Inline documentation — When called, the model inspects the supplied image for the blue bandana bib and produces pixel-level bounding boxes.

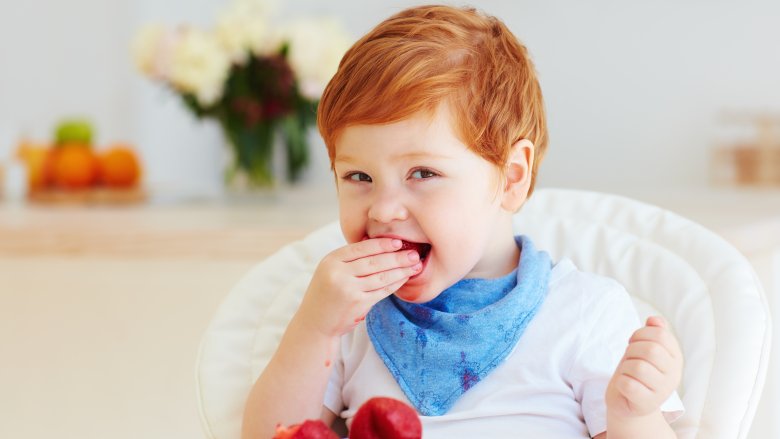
[366,235,551,416]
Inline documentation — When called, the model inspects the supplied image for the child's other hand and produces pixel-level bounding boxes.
[296,237,423,338]
[605,316,683,419]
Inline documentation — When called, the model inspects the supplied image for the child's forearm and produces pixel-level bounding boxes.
[241,312,340,439]
[606,410,676,439]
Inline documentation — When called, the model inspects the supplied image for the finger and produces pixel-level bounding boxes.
[629,326,680,359]
[614,372,655,410]
[365,274,412,300]
[646,315,666,328]
[624,341,673,374]
[337,238,402,263]
[346,314,367,331]
[618,358,663,393]
[350,249,420,277]
[359,263,423,292]
[628,326,664,344]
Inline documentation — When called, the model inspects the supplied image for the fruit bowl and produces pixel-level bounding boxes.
[27,187,147,205]
[14,117,146,205]
[16,137,146,205]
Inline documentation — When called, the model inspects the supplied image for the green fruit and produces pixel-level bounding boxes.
[55,119,94,145]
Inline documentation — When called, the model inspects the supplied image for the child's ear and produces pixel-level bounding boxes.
[500,139,534,212]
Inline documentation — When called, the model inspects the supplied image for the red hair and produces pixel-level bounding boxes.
[317,5,548,194]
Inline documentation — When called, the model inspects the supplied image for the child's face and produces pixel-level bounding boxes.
[334,103,515,303]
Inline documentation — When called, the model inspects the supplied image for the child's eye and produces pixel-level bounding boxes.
[410,168,438,180]
[345,172,372,182]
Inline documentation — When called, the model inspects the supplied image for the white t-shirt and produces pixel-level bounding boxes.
[323,258,684,438]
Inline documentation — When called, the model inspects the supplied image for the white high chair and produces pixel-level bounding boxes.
[196,188,772,439]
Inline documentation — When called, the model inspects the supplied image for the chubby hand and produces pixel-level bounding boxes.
[295,237,423,338]
[606,316,683,418]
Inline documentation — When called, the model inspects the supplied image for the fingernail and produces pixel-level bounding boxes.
[647,316,665,327]
[413,262,422,271]
[392,239,402,248]
[408,251,420,262]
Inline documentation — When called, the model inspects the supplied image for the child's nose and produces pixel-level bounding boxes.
[368,190,409,224]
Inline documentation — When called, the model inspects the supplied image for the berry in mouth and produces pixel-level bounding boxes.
[399,241,431,261]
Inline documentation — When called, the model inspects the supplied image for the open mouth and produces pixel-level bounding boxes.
[399,240,432,261]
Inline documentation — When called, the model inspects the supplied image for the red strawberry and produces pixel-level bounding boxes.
[273,419,339,439]
[398,241,431,260]
[349,397,422,439]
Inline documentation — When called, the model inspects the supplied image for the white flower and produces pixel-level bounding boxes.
[131,24,167,78]
[168,28,232,107]
[216,0,278,62]
[279,17,352,99]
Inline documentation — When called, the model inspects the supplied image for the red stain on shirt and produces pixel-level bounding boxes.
[461,369,479,391]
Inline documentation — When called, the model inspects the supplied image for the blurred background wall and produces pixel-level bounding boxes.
[1,0,779,198]
[2,2,779,438]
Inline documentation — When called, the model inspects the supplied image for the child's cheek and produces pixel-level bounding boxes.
[338,215,364,244]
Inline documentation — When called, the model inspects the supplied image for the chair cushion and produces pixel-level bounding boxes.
[196,188,771,439]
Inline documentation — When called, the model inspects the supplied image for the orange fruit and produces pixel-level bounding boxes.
[51,143,99,189]
[16,142,53,191]
[97,145,141,188]
[42,149,59,188]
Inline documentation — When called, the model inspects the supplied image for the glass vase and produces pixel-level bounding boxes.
[219,115,310,197]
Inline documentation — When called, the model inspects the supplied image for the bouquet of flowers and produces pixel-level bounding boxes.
[132,0,351,187]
